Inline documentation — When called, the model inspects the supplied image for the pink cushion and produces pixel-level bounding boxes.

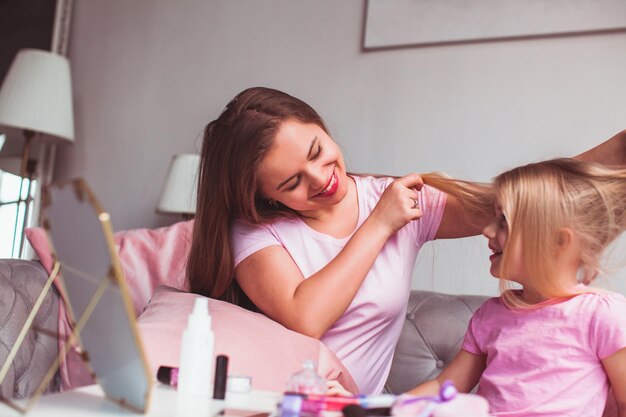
[25,220,192,316]
[25,220,193,391]
[137,286,359,394]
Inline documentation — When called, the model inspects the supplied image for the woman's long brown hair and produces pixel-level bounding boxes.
[186,87,329,309]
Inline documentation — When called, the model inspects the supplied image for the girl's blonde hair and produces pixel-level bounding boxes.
[493,158,626,306]
[423,159,626,308]
[420,173,495,231]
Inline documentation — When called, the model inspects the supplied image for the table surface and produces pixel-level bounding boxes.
[2,384,282,417]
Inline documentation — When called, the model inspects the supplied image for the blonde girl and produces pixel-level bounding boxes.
[410,159,626,417]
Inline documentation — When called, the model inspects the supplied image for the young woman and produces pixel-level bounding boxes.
[408,159,626,416]
[186,86,625,394]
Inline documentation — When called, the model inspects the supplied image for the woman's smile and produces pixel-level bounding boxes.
[313,169,339,198]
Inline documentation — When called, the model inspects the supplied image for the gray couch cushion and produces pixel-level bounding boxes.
[0,259,60,398]
[385,290,488,394]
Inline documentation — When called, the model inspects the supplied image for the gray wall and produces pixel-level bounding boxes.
[58,0,626,296]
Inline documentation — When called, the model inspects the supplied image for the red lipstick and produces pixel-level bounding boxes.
[316,171,339,198]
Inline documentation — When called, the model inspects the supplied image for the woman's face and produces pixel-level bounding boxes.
[257,119,349,214]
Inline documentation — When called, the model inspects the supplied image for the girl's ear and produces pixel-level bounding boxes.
[556,227,581,264]
[556,227,574,248]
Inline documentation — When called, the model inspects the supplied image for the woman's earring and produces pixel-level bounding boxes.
[268,199,279,208]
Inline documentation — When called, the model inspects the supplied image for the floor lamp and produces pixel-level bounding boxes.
[0,49,74,258]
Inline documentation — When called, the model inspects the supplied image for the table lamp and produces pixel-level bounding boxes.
[0,48,74,258]
[156,153,200,219]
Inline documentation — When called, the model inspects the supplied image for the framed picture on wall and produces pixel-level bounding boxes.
[363,0,626,50]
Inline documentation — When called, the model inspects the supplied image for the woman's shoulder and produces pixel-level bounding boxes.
[351,173,445,197]
[350,173,394,188]
[349,174,393,208]
[231,217,297,234]
[231,218,267,232]
[230,218,284,242]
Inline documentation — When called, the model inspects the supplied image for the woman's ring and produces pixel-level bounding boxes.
[412,198,419,209]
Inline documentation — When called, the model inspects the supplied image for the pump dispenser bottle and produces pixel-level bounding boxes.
[177,297,214,397]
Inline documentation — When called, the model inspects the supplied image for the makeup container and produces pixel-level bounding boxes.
[226,375,253,405]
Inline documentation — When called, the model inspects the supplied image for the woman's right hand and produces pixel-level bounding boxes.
[368,173,425,236]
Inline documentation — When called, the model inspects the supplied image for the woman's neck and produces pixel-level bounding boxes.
[301,175,358,238]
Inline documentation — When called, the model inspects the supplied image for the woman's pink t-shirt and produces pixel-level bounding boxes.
[463,290,626,416]
[231,175,446,394]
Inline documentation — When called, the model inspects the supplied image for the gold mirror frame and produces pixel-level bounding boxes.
[0,178,153,413]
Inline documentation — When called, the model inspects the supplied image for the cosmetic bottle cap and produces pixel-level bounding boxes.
[285,359,326,395]
[188,297,211,330]
[157,366,173,385]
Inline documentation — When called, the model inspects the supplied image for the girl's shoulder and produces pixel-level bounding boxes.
[550,289,626,323]
[571,286,625,301]
[470,296,508,320]
[575,288,626,310]
[578,290,626,358]
[474,290,626,318]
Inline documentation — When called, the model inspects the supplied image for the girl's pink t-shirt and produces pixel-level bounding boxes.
[463,290,626,417]
[231,175,446,394]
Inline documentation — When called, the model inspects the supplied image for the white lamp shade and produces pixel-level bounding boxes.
[157,154,200,214]
[0,49,74,142]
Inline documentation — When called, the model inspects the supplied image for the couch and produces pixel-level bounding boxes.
[0,257,486,400]
[0,256,617,416]
[0,259,60,398]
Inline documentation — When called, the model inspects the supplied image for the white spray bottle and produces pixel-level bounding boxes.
[177,296,214,397]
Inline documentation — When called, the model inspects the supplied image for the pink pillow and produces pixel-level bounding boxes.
[25,220,192,316]
[137,286,359,394]
[25,220,193,391]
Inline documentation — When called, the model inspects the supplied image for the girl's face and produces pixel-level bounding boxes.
[257,119,350,214]
[482,204,527,283]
